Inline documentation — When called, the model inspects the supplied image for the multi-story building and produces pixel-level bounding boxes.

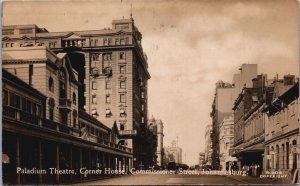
[219,115,237,171]
[2,17,151,168]
[148,116,164,167]
[199,152,206,169]
[164,140,183,164]
[210,81,235,169]
[264,78,299,183]
[204,124,213,168]
[232,74,296,176]
[2,46,132,184]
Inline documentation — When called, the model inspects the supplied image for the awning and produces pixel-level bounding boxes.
[240,143,264,154]
[120,109,125,114]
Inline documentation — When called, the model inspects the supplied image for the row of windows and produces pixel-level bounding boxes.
[91,93,126,104]
[91,108,127,118]
[3,89,42,116]
[49,76,77,105]
[90,52,126,62]
[80,122,110,140]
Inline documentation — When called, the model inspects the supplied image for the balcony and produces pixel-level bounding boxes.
[102,67,112,77]
[59,98,72,112]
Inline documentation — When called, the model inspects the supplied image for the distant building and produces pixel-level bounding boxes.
[219,115,237,171]
[164,140,182,164]
[204,124,213,168]
[148,116,164,167]
[263,77,299,183]
[199,152,206,169]
[210,81,235,169]
[210,64,258,170]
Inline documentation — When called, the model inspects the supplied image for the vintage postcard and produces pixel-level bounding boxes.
[1,0,299,185]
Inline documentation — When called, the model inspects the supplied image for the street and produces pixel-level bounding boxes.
[79,173,279,185]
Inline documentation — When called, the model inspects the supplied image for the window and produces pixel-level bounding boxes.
[9,92,15,107]
[105,80,111,89]
[141,117,144,124]
[120,39,125,45]
[15,95,21,109]
[49,108,54,120]
[115,39,119,45]
[103,53,112,61]
[119,52,125,60]
[3,90,8,106]
[3,29,14,35]
[141,104,144,111]
[49,77,54,92]
[29,64,33,85]
[120,123,125,131]
[94,39,98,46]
[92,94,97,104]
[92,81,97,90]
[120,108,126,117]
[90,39,93,46]
[73,92,76,105]
[141,91,145,98]
[37,105,42,116]
[92,109,98,118]
[108,38,112,45]
[32,103,37,115]
[19,28,33,34]
[106,109,111,117]
[126,37,129,44]
[21,98,26,111]
[103,39,108,46]
[120,65,126,74]
[120,80,126,89]
[61,113,68,125]
[120,94,126,103]
[73,110,77,128]
[26,100,32,113]
[11,43,14,47]
[106,94,111,103]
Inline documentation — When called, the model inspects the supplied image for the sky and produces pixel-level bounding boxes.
[2,0,299,165]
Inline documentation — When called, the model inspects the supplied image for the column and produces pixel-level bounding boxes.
[16,137,20,184]
[84,52,90,113]
[38,140,43,184]
[56,144,60,183]
[79,149,82,181]
[70,146,73,181]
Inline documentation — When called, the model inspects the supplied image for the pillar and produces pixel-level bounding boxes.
[16,136,20,184]
[38,140,43,184]
[56,143,60,183]
[70,146,73,181]
[79,149,82,181]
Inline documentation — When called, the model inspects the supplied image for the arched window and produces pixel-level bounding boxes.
[73,110,78,128]
[49,77,54,92]
[73,92,76,105]
[59,68,66,98]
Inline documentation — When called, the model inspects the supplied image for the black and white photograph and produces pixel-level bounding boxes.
[1,0,299,185]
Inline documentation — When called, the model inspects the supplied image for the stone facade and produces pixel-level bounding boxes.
[2,18,151,168]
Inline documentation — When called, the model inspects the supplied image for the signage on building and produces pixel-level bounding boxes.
[119,130,137,136]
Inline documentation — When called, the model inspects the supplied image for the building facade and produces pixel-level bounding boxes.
[264,80,299,183]
[204,124,213,168]
[148,117,164,167]
[210,80,235,169]
[2,47,132,184]
[219,115,237,171]
[2,18,151,168]
[164,140,183,164]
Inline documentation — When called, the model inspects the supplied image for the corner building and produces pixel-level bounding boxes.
[2,18,151,168]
